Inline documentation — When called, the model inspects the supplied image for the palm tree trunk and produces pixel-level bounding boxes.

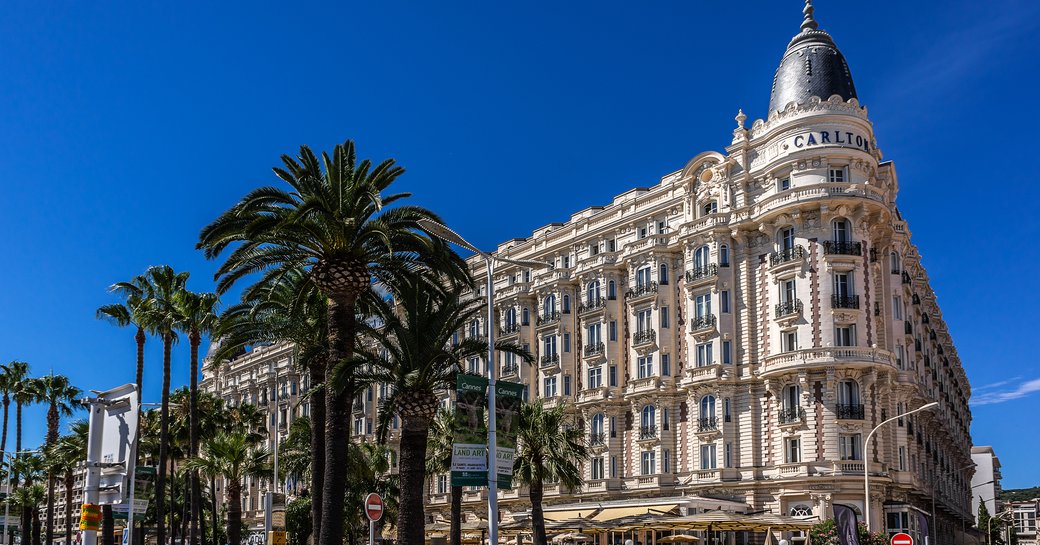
[209,475,219,545]
[307,358,325,544]
[64,471,74,545]
[529,476,547,545]
[134,327,146,545]
[157,335,173,545]
[0,395,9,457]
[227,482,242,545]
[318,293,358,545]
[170,460,178,545]
[450,485,462,545]
[102,506,115,545]
[398,412,434,545]
[189,332,201,545]
[46,405,58,545]
[31,507,41,545]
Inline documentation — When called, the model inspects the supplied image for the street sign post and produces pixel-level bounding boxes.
[364,493,383,545]
[82,384,139,545]
[891,533,914,545]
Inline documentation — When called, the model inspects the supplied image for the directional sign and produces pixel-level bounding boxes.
[364,493,383,522]
[891,533,914,545]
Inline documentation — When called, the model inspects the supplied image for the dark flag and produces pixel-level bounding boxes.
[917,512,930,545]
[833,504,861,545]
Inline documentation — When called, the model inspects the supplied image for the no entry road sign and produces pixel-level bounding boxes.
[891,533,914,545]
[365,493,383,522]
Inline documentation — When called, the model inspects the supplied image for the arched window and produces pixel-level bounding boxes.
[890,251,901,274]
[607,280,617,300]
[521,307,530,325]
[778,227,795,251]
[700,395,717,419]
[837,380,860,405]
[562,294,571,313]
[694,246,711,269]
[543,295,556,317]
[790,505,813,517]
[719,245,730,267]
[659,263,669,285]
[641,405,656,428]
[586,281,601,303]
[591,413,605,436]
[833,218,851,243]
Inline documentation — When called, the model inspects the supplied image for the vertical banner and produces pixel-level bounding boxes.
[494,380,524,489]
[917,512,930,545]
[832,504,861,545]
[451,374,488,486]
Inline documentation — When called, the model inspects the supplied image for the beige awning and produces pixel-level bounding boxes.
[592,504,680,521]
[544,509,598,521]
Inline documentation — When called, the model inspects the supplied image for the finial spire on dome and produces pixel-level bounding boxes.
[800,0,819,32]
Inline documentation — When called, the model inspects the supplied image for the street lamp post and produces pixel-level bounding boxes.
[418,219,550,545]
[864,401,939,533]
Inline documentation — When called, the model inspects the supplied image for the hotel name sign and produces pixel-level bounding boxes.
[781,126,874,153]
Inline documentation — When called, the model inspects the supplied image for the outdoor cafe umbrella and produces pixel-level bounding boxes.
[426,521,452,533]
[552,532,593,542]
[657,536,702,543]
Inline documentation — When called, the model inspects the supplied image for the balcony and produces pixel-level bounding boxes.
[835,403,865,420]
[690,314,717,332]
[902,271,912,285]
[770,246,806,267]
[831,294,860,309]
[536,311,561,327]
[697,417,720,433]
[501,363,519,377]
[583,342,605,358]
[589,432,606,446]
[499,323,521,336]
[779,407,806,425]
[577,387,609,405]
[638,425,658,440]
[626,282,658,300]
[626,376,660,395]
[625,474,676,490]
[685,264,718,285]
[578,297,606,314]
[539,353,560,368]
[775,300,803,319]
[682,363,722,386]
[823,241,862,256]
[632,329,656,346]
[904,320,913,335]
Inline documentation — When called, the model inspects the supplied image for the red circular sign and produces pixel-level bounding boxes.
[891,533,913,545]
[365,493,383,522]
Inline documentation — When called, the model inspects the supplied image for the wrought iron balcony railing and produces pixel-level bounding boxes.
[697,417,719,432]
[589,432,606,446]
[539,353,560,367]
[499,323,521,336]
[639,426,658,440]
[779,407,806,424]
[902,271,912,285]
[770,246,805,266]
[626,282,659,299]
[831,294,860,309]
[835,403,865,420]
[536,311,561,326]
[775,300,803,318]
[685,264,718,282]
[578,297,605,314]
[632,330,656,345]
[584,342,605,357]
[502,363,519,376]
[690,314,717,331]
[823,241,862,256]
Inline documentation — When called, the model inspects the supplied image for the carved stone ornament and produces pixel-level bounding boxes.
[802,210,821,229]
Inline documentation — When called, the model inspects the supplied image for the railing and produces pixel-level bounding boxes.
[639,426,658,440]
[578,297,606,314]
[832,294,860,309]
[902,271,912,285]
[685,264,718,282]
[540,353,560,367]
[775,300,803,318]
[632,329,656,345]
[589,432,606,446]
[626,282,659,299]
[823,241,862,256]
[584,342,605,357]
[502,363,519,376]
[770,246,805,266]
[835,403,865,420]
[912,293,921,305]
[690,314,717,331]
[499,323,521,336]
[536,311,561,326]
[905,320,913,334]
[697,417,719,432]
[779,407,805,424]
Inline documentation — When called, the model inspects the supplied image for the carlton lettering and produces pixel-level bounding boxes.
[789,129,872,152]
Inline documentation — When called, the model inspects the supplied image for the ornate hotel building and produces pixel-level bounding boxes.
[422,2,975,543]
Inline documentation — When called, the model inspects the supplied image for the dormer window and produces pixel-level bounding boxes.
[828,167,847,184]
[703,201,718,216]
[778,177,791,191]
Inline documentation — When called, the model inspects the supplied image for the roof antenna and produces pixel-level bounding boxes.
[800,0,819,32]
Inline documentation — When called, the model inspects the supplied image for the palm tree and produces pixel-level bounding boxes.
[185,432,269,545]
[425,409,462,545]
[9,483,44,545]
[26,374,81,545]
[0,362,28,468]
[138,264,189,545]
[513,402,588,545]
[197,139,467,545]
[45,421,88,545]
[174,290,220,545]
[6,361,32,463]
[97,273,155,418]
[363,276,530,545]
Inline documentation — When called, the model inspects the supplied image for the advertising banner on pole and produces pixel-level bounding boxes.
[451,374,488,486]
[494,380,524,489]
[833,504,861,545]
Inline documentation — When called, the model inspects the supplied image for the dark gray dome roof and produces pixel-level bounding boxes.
[768,1,857,114]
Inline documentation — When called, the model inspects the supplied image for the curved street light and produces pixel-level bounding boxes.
[864,401,939,532]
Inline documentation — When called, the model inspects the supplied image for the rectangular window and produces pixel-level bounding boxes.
[700,444,717,470]
[543,335,557,357]
[896,345,905,370]
[778,177,791,191]
[839,433,862,460]
[609,365,617,387]
[781,279,797,304]
[607,238,616,252]
[725,443,733,468]
[563,333,571,353]
[587,323,602,345]
[835,325,856,347]
[589,243,599,256]
[783,331,798,352]
[893,296,903,320]
[637,355,654,379]
[641,451,656,475]
[833,272,853,297]
[785,437,801,463]
[695,293,712,318]
[661,307,670,328]
[722,341,732,364]
[639,226,648,239]
[636,308,652,332]
[696,342,713,367]
[721,290,731,313]
[543,377,557,398]
[591,457,604,480]
[609,321,617,341]
[588,367,602,389]
[610,455,617,478]
[828,167,846,184]
[663,448,671,473]
[437,474,448,495]
[898,446,907,471]
[661,354,671,377]
[563,375,572,396]
[610,416,616,438]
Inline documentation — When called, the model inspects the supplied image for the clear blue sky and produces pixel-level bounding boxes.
[1,1,1038,487]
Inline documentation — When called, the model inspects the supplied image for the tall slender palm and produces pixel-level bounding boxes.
[6,361,32,463]
[513,402,589,545]
[185,432,269,545]
[97,273,155,417]
[174,290,220,545]
[425,409,462,545]
[0,362,28,470]
[9,453,44,545]
[139,265,189,545]
[198,139,467,545]
[26,374,81,545]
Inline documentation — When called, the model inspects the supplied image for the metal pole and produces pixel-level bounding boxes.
[864,402,938,532]
[485,258,499,545]
[2,458,9,545]
[126,440,139,545]
[368,520,374,545]
[83,398,108,545]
